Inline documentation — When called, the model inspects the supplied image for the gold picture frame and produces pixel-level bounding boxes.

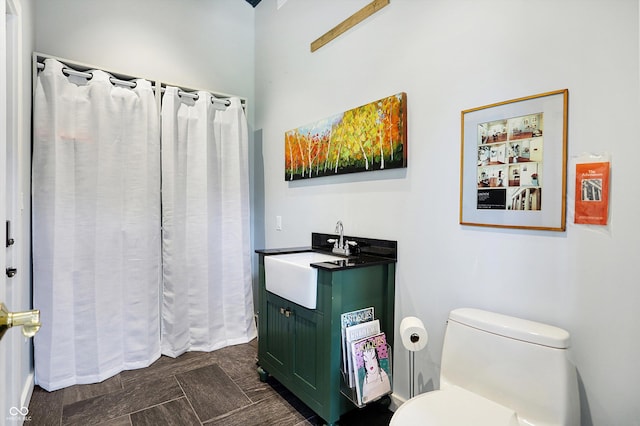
[460,89,568,231]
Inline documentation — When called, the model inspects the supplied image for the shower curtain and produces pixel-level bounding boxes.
[32,59,256,391]
[160,87,256,356]
[32,59,161,391]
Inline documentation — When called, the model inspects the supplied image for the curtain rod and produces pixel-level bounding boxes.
[159,87,231,107]
[36,61,138,89]
[36,61,231,107]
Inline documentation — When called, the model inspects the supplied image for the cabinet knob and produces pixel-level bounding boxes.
[279,307,292,317]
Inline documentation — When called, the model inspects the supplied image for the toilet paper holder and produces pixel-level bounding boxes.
[399,316,428,398]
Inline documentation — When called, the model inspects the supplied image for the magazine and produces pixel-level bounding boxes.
[351,332,391,405]
[344,319,380,387]
[340,307,375,377]
[575,161,610,225]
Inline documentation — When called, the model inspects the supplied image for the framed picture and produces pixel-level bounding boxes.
[284,92,407,181]
[460,89,568,231]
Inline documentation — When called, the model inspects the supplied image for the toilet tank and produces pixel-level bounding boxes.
[440,308,580,426]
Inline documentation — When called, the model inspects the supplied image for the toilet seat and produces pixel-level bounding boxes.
[390,385,521,426]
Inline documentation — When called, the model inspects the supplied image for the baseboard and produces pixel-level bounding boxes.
[20,371,35,410]
[389,392,406,412]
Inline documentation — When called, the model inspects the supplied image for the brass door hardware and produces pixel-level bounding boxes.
[0,303,41,341]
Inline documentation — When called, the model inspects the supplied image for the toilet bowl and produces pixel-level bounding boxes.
[390,385,520,426]
[390,308,580,426]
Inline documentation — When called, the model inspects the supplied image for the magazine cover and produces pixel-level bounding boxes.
[344,319,380,387]
[351,332,391,405]
[340,307,375,377]
[575,161,610,225]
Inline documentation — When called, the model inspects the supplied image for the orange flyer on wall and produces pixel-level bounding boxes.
[575,162,610,225]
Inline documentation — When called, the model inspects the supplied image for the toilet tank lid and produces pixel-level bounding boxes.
[449,308,571,349]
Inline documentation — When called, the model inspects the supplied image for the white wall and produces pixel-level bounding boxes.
[33,0,255,123]
[255,0,640,424]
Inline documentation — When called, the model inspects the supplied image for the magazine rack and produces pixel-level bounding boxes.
[340,343,392,408]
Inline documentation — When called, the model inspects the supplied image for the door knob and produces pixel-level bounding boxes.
[0,303,41,341]
[6,268,17,278]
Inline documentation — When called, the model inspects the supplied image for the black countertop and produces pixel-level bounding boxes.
[255,233,397,271]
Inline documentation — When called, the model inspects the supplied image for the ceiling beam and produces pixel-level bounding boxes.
[310,0,390,52]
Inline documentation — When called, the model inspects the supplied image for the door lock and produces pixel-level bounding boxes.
[6,268,17,278]
[6,221,15,247]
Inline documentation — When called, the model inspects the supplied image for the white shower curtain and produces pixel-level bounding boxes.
[160,87,256,356]
[32,59,161,391]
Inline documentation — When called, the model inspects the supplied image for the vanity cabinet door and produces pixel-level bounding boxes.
[261,292,290,379]
[262,291,325,411]
[289,303,325,409]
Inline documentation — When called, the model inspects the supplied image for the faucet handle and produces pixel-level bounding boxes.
[327,238,338,248]
[344,240,358,256]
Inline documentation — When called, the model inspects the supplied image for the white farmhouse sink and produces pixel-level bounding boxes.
[264,252,344,309]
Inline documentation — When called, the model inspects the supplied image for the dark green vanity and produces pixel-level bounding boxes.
[256,233,396,426]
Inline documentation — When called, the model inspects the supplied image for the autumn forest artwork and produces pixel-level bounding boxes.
[284,92,407,180]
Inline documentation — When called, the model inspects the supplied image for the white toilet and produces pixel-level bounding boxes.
[391,308,580,425]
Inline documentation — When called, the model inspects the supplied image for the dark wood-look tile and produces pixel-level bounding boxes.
[119,352,217,388]
[28,385,65,426]
[98,415,133,426]
[273,384,319,421]
[130,397,200,426]
[61,376,184,425]
[202,394,308,426]
[206,342,259,381]
[62,374,123,405]
[25,341,390,426]
[248,338,258,350]
[233,372,281,403]
[176,363,251,422]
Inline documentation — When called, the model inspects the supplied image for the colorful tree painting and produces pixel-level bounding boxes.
[284,92,407,180]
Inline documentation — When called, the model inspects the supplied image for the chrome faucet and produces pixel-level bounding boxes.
[0,303,41,341]
[328,220,356,256]
[335,220,344,251]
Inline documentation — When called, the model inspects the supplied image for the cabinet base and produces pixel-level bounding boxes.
[257,366,269,382]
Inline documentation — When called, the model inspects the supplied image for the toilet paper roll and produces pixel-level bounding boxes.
[400,316,428,352]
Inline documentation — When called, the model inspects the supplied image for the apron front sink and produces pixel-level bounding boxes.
[264,252,344,309]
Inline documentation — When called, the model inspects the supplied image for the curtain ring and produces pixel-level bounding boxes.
[62,67,93,81]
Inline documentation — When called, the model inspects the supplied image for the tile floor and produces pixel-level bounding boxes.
[27,339,394,425]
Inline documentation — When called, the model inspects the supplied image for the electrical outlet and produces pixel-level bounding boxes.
[276,216,282,231]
